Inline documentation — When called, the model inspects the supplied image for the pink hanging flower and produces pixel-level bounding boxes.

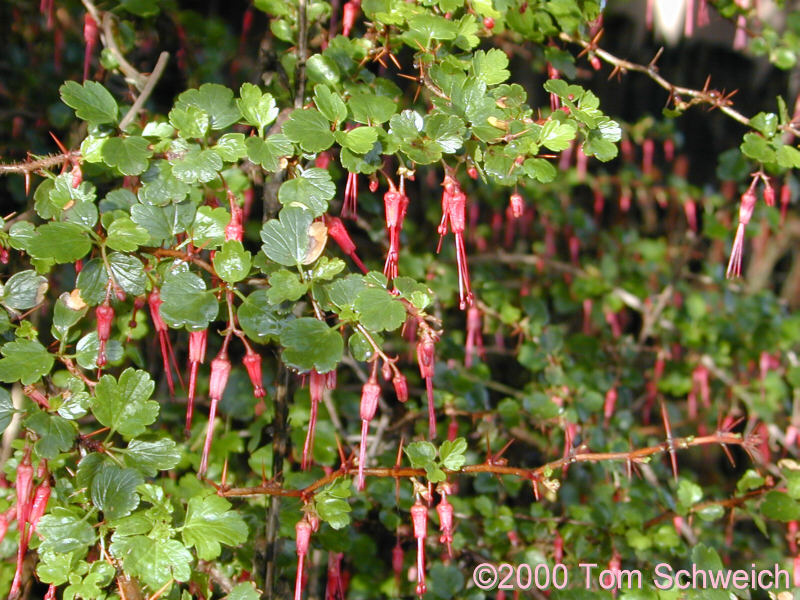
[411,499,428,596]
[726,185,757,278]
[357,374,381,491]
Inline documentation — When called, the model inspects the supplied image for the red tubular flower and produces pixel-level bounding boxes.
[383,182,410,280]
[553,530,564,563]
[357,376,381,491]
[342,0,360,36]
[684,198,698,233]
[316,151,331,169]
[325,552,344,600]
[726,186,758,279]
[447,415,458,441]
[603,386,617,427]
[417,330,437,439]
[11,455,34,599]
[508,193,524,219]
[199,350,231,477]
[411,500,428,596]
[642,138,654,176]
[342,171,359,218]
[225,191,244,242]
[392,542,404,588]
[295,519,312,600]
[186,329,208,434]
[44,585,56,600]
[25,479,51,545]
[464,306,485,368]
[684,0,694,37]
[243,346,265,399]
[324,215,368,273]
[95,303,114,368]
[437,176,474,309]
[148,289,179,396]
[436,490,454,558]
[763,178,775,207]
[0,512,8,546]
[303,370,326,470]
[83,13,98,81]
[781,182,792,226]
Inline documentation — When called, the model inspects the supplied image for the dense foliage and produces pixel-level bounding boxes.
[3,0,800,598]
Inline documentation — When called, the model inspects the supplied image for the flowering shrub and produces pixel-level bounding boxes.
[2,0,800,598]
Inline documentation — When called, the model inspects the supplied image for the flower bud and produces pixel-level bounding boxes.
[411,500,428,540]
[392,373,408,403]
[360,379,381,422]
[509,193,524,219]
[243,349,265,398]
[189,330,208,364]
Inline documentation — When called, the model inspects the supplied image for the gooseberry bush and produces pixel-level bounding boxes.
[4,0,800,598]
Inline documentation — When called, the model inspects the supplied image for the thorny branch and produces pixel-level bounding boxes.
[216,430,756,499]
[560,31,800,138]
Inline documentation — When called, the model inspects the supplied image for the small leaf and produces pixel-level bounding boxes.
[246,134,294,171]
[213,240,253,283]
[279,317,343,373]
[314,84,347,123]
[283,108,334,153]
[182,494,249,560]
[349,94,397,125]
[123,438,182,477]
[101,136,153,176]
[237,291,284,343]
[175,83,242,130]
[353,287,406,331]
[0,387,13,434]
[277,168,335,216]
[266,269,308,304]
[213,133,248,162]
[405,441,437,468]
[108,252,147,296]
[761,490,800,521]
[171,145,224,184]
[1,270,48,311]
[59,80,119,124]
[106,218,150,252]
[37,508,97,554]
[92,368,159,438]
[471,49,510,85]
[169,105,210,139]
[0,339,54,385]
[439,437,467,470]
[260,206,314,266]
[226,583,261,600]
[91,464,143,520]
[110,536,192,589]
[237,83,279,133]
[27,222,92,263]
[160,271,220,329]
[24,411,76,459]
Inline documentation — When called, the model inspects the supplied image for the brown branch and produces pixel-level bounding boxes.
[119,51,170,131]
[0,152,78,176]
[143,248,217,277]
[559,32,800,137]
[218,430,753,499]
[643,486,774,530]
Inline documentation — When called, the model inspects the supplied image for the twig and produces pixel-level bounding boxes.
[218,430,754,499]
[0,152,78,176]
[119,52,170,131]
[100,11,147,89]
[143,248,217,277]
[559,32,800,137]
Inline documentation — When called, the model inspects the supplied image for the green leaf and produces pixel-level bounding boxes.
[523,158,557,183]
[226,583,260,600]
[406,441,437,468]
[777,144,800,168]
[76,331,124,369]
[539,119,577,152]
[91,464,143,520]
[119,0,160,16]
[36,551,82,586]
[76,259,109,305]
[306,53,341,86]
[92,368,159,438]
[238,291,284,342]
[123,438,182,477]
[334,127,379,154]
[138,160,190,205]
[750,112,779,137]
[110,536,192,589]
[0,386,13,434]
[0,339,54,384]
[105,217,150,252]
[311,256,346,281]
[583,130,618,162]
[676,479,703,514]
[27,222,92,263]
[237,83,279,134]
[403,14,458,48]
[24,411,76,459]
[37,508,97,554]
[471,49,510,85]
[1,270,48,311]
[425,113,466,153]
[213,133,248,162]
[279,317,343,373]
[160,272,220,329]
[169,105,210,139]
[213,240,253,283]
[171,146,224,184]
[761,490,800,521]
[182,494,248,560]
[740,132,777,163]
[246,134,294,171]
[353,287,406,331]
[101,136,153,176]
[315,478,352,530]
[59,80,119,124]
[192,206,230,248]
[314,84,347,124]
[349,94,397,125]
[282,108,334,153]
[277,168,335,216]
[266,269,308,304]
[175,83,242,130]
[439,437,467,470]
[260,206,314,266]
[108,252,147,296]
